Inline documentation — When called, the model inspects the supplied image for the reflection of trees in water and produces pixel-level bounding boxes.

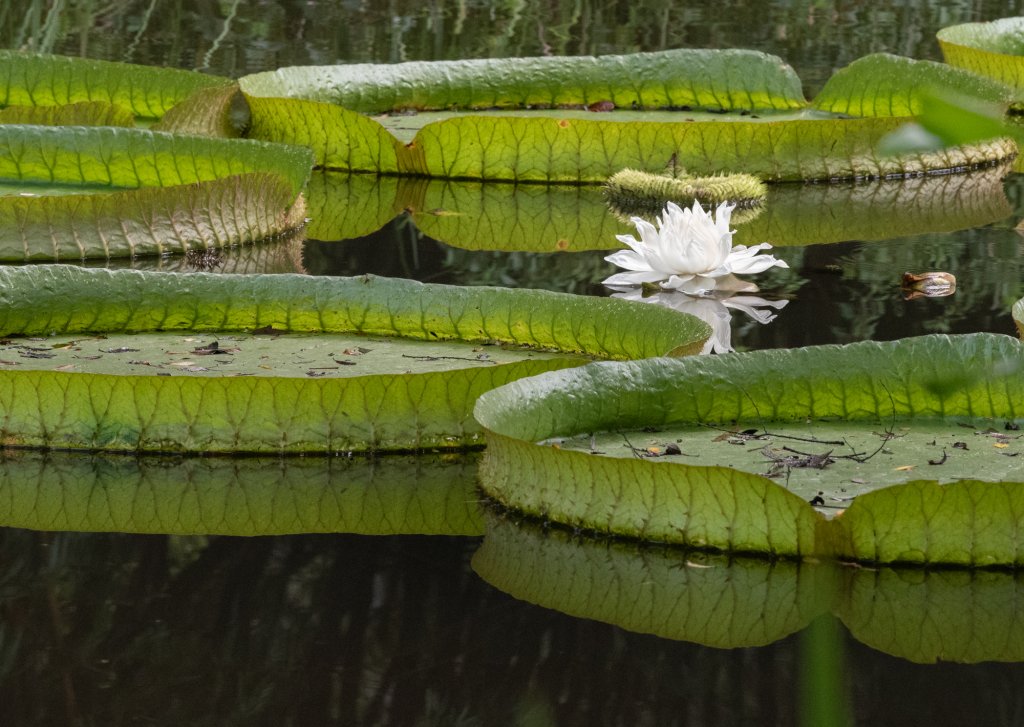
[0,529,800,725]
[0,0,1017,88]
[3,528,1024,723]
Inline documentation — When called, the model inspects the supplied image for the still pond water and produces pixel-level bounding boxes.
[3,1,1024,724]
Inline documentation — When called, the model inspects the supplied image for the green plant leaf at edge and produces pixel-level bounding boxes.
[0,265,709,454]
[475,333,1024,564]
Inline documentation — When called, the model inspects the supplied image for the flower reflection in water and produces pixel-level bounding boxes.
[609,287,788,354]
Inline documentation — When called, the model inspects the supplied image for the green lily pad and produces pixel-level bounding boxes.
[240,49,1015,182]
[239,49,808,114]
[812,53,1012,117]
[0,449,483,536]
[0,125,312,259]
[0,265,709,454]
[474,511,1024,662]
[475,333,1024,565]
[938,18,1024,102]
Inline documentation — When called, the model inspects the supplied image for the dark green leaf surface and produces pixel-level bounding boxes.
[0,50,231,119]
[0,450,483,536]
[239,49,807,114]
[0,266,709,453]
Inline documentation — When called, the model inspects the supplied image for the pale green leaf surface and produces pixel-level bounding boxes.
[812,53,1011,117]
[411,115,1016,182]
[0,100,135,127]
[472,513,835,648]
[245,95,401,172]
[239,49,807,114]
[939,18,1024,98]
[0,125,311,258]
[0,450,483,536]
[476,334,1024,562]
[830,480,1024,567]
[0,51,231,119]
[374,108,832,145]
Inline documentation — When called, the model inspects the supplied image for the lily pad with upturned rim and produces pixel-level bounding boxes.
[0,265,709,454]
[475,333,1024,566]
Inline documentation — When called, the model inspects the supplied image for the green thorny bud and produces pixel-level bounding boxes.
[604,167,767,223]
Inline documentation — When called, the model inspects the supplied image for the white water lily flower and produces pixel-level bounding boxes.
[609,287,788,354]
[603,200,788,295]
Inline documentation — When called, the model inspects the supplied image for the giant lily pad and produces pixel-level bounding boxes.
[0,50,232,121]
[0,450,483,536]
[0,125,311,259]
[474,511,1024,662]
[475,333,1024,565]
[812,53,1012,117]
[239,49,808,114]
[245,92,1015,182]
[938,18,1024,102]
[240,49,1016,183]
[0,265,708,454]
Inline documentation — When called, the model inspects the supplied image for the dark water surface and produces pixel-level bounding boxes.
[3,1,1024,724]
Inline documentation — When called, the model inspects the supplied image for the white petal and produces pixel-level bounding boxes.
[604,250,654,272]
[614,233,647,255]
[723,243,789,274]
